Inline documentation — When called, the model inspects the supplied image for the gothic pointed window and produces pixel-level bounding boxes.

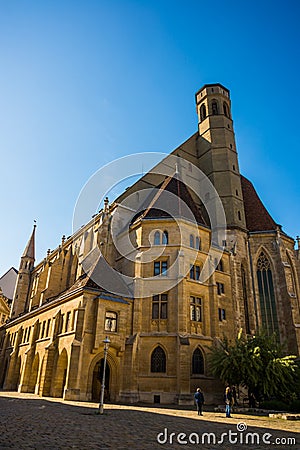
[151,346,166,373]
[192,348,204,374]
[212,100,219,115]
[256,252,279,336]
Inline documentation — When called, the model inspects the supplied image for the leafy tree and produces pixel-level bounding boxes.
[208,330,299,402]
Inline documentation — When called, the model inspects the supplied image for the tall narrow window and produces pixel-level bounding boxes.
[257,252,279,336]
[192,348,204,374]
[190,265,201,281]
[241,266,250,334]
[152,294,168,319]
[217,282,225,295]
[105,311,118,332]
[65,311,71,332]
[215,259,224,272]
[162,231,168,245]
[195,236,201,250]
[151,346,166,373]
[190,296,202,322]
[190,234,194,248]
[200,104,206,121]
[211,100,219,115]
[154,231,160,245]
[218,308,226,321]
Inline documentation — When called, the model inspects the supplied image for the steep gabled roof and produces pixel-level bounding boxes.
[131,175,207,226]
[241,175,278,232]
[0,267,18,301]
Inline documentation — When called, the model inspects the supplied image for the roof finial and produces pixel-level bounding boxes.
[104,197,109,213]
[296,235,300,250]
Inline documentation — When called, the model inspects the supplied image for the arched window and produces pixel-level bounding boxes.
[211,100,219,115]
[256,252,279,336]
[223,102,229,118]
[192,348,204,374]
[200,104,206,121]
[162,231,168,245]
[241,265,250,334]
[154,231,160,245]
[190,234,195,248]
[151,346,166,373]
[196,236,201,250]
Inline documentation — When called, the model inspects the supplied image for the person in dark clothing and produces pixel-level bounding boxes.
[194,387,205,415]
[224,386,233,418]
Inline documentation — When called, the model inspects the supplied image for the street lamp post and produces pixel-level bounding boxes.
[98,336,110,415]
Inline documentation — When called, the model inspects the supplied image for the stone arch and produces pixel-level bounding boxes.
[28,353,40,393]
[52,348,68,398]
[88,352,119,403]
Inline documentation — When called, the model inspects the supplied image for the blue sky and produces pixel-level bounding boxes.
[0,0,299,275]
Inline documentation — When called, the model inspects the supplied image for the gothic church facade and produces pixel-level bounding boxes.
[0,84,299,404]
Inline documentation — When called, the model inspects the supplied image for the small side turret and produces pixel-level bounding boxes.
[10,224,36,318]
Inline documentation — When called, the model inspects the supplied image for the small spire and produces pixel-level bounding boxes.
[296,236,300,250]
[22,223,36,260]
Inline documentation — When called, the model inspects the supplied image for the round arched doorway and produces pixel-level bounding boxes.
[92,358,110,402]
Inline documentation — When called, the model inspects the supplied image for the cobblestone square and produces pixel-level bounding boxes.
[0,392,299,449]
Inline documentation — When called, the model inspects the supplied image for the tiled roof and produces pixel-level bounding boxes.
[241,175,278,232]
[131,176,207,226]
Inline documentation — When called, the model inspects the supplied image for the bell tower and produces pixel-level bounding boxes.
[10,224,36,318]
[195,83,246,230]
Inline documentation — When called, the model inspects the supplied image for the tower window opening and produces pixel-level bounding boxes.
[200,104,207,121]
[211,100,219,115]
[223,102,229,117]
[238,211,242,221]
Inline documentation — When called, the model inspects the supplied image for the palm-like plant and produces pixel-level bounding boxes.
[208,331,299,401]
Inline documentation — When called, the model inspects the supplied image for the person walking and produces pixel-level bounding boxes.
[194,387,204,416]
[224,386,233,418]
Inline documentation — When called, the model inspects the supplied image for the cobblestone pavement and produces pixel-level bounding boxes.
[0,392,299,450]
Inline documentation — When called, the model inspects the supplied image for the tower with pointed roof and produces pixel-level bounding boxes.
[10,225,36,318]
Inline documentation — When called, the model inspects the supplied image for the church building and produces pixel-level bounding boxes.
[0,83,299,404]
